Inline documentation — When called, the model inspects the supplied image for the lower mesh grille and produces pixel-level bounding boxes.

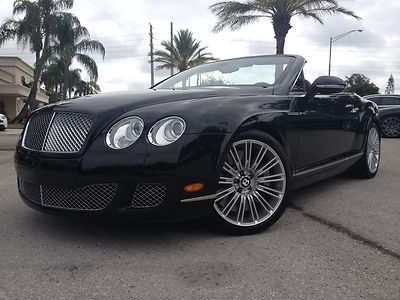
[18,179,117,211]
[132,184,166,208]
[18,179,41,204]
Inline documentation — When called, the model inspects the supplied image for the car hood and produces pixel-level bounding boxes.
[43,88,274,116]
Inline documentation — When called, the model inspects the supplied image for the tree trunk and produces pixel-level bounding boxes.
[63,68,69,100]
[272,15,292,55]
[275,35,286,55]
[10,51,41,124]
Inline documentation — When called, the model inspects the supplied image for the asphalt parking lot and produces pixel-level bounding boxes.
[0,130,399,299]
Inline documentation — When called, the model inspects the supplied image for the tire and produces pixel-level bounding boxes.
[348,124,381,179]
[212,131,292,235]
[381,116,400,138]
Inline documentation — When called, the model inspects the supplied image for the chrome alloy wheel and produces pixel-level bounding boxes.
[382,117,400,137]
[367,127,380,173]
[214,139,286,227]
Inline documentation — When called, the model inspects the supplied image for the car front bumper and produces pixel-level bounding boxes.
[15,133,232,221]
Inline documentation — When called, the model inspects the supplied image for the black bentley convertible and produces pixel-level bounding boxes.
[15,55,381,234]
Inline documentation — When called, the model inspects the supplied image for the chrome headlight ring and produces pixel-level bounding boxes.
[106,116,144,150]
[148,117,186,146]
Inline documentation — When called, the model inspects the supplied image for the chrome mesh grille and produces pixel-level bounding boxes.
[18,179,41,204]
[23,112,93,153]
[44,113,93,153]
[132,184,166,208]
[23,112,53,151]
[18,179,117,211]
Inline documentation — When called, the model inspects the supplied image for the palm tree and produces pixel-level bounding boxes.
[53,13,105,99]
[41,59,64,102]
[210,0,360,54]
[75,80,101,97]
[0,0,74,122]
[154,29,216,72]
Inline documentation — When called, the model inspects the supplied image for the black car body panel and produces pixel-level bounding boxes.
[15,55,380,221]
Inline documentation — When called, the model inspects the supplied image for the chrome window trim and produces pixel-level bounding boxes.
[289,61,306,95]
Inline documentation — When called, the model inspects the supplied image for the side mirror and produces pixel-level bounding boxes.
[307,76,346,99]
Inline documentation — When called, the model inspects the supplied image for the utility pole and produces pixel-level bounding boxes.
[170,22,174,77]
[149,23,154,87]
[328,37,333,76]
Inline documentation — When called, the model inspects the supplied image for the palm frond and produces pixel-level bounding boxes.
[75,53,98,80]
[12,0,35,15]
[0,18,18,46]
[154,29,216,72]
[210,1,268,32]
[76,39,106,58]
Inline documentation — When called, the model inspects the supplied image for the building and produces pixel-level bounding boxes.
[0,57,49,120]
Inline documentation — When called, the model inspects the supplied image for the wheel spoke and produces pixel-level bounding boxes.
[236,196,245,223]
[230,147,243,172]
[223,162,239,178]
[219,177,234,185]
[215,186,235,203]
[256,157,279,177]
[221,193,240,216]
[258,173,285,184]
[251,145,268,172]
[248,195,259,223]
[257,184,283,199]
[254,190,274,212]
[244,141,252,170]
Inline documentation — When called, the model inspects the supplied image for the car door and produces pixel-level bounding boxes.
[294,93,362,169]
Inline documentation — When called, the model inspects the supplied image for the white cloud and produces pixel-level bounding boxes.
[1,0,400,92]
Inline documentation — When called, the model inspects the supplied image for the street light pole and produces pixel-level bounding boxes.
[328,29,363,76]
[328,37,333,76]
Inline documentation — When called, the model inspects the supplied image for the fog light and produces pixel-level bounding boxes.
[184,183,204,193]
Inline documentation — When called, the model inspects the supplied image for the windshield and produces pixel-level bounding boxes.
[155,56,295,89]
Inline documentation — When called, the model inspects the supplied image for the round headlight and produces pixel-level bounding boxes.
[106,116,144,149]
[148,117,186,146]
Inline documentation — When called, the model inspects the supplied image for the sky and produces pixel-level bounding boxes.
[0,0,399,93]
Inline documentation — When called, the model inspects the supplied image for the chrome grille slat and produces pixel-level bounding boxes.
[18,179,117,211]
[23,112,93,153]
[132,184,166,208]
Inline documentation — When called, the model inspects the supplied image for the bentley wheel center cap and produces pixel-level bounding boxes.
[240,177,251,189]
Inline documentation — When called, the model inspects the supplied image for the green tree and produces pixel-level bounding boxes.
[385,74,395,95]
[42,58,101,101]
[41,59,64,103]
[0,0,74,122]
[210,0,360,54]
[154,29,216,72]
[52,13,105,99]
[345,73,379,96]
[74,80,101,97]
